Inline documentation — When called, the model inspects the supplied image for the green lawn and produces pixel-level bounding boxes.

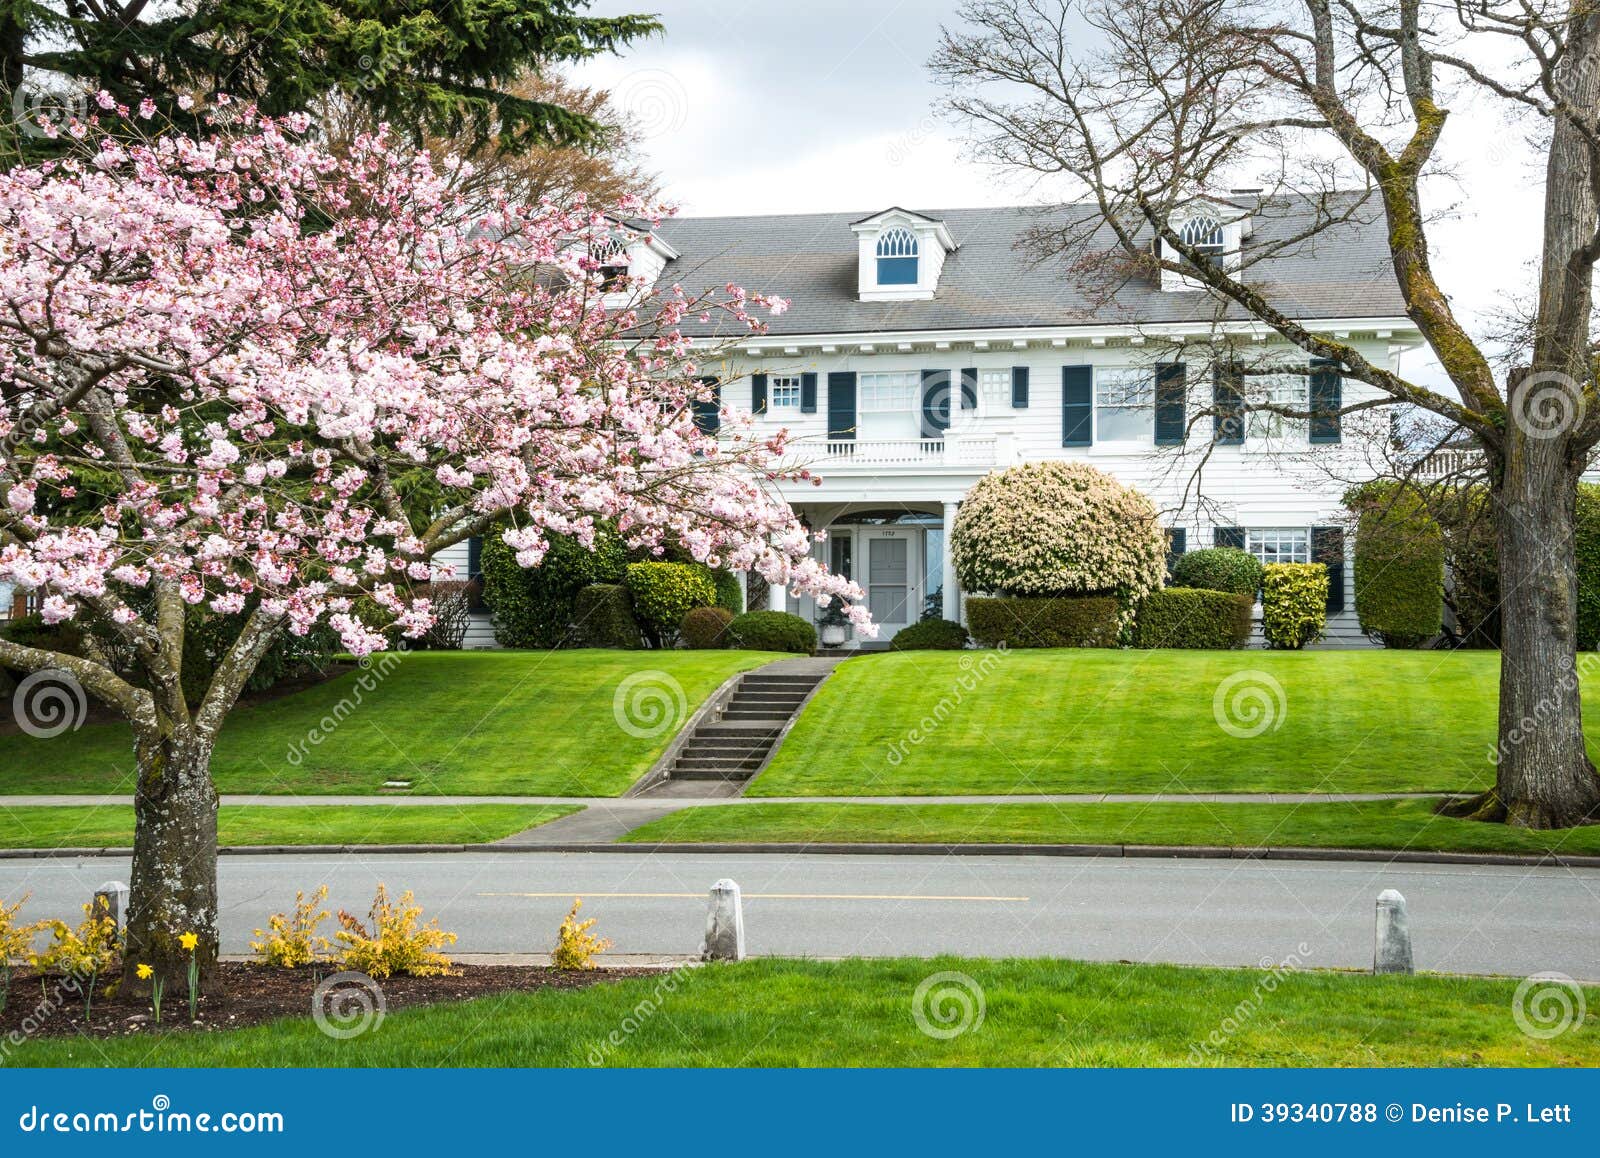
[12,957,1593,1067]
[0,650,777,797]
[624,799,1600,856]
[750,650,1531,796]
[0,804,578,848]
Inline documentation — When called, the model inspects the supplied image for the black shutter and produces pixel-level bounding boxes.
[1062,366,1093,447]
[1309,359,1342,444]
[1313,525,1346,613]
[1011,366,1030,408]
[1213,364,1244,444]
[690,376,720,435]
[800,372,818,414]
[751,373,768,415]
[920,370,952,438]
[1155,362,1186,445]
[960,367,978,410]
[466,535,482,579]
[1166,527,1187,579]
[827,371,857,441]
[1214,526,1246,550]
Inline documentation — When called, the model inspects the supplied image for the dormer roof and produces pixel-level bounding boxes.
[848,207,958,252]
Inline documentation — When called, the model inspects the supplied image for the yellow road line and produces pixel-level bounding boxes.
[478,891,1028,902]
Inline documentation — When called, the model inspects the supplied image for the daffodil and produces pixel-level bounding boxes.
[178,932,198,952]
[136,963,153,980]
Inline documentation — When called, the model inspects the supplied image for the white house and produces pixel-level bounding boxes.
[453,194,1426,649]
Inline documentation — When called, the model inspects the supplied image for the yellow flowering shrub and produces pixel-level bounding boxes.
[251,886,333,969]
[552,898,612,970]
[1,894,43,1011]
[30,904,117,978]
[335,884,457,979]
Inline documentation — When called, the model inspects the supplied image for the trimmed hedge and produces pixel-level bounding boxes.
[889,618,970,651]
[482,523,628,649]
[711,569,745,616]
[1578,485,1600,650]
[1262,563,1328,650]
[725,611,816,654]
[965,596,1120,649]
[572,584,643,649]
[1352,489,1444,648]
[1134,588,1254,649]
[624,562,716,647]
[681,606,733,650]
[1170,547,1263,596]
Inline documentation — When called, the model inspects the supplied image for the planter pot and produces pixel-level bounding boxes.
[820,624,848,647]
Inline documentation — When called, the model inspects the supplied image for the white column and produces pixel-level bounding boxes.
[768,578,787,614]
[942,500,961,625]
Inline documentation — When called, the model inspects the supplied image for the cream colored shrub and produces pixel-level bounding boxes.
[952,462,1166,618]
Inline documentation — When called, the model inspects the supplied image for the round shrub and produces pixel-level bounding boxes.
[482,522,627,649]
[1170,547,1263,596]
[889,618,970,651]
[951,462,1165,618]
[1351,488,1444,648]
[681,606,733,650]
[572,584,643,649]
[1134,588,1254,649]
[1261,563,1327,650]
[965,595,1120,649]
[624,562,716,647]
[725,610,816,654]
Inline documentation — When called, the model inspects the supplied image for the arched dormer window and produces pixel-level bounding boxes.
[1179,217,1225,261]
[589,237,630,290]
[876,227,919,285]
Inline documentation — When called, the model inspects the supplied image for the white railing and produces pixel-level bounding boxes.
[802,433,1006,469]
[1413,448,1484,480]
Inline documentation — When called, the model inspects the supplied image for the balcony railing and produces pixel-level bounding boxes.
[798,434,1007,469]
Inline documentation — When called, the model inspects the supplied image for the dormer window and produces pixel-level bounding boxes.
[876,227,920,285]
[590,238,630,291]
[1179,217,1225,262]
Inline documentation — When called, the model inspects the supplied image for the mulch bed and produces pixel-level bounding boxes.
[1,961,662,1042]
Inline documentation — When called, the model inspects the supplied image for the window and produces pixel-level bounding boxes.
[769,375,802,409]
[979,369,1010,408]
[590,237,629,290]
[876,227,919,285]
[858,371,919,411]
[1094,367,1155,442]
[1249,373,1309,440]
[1179,216,1225,261]
[1247,528,1310,566]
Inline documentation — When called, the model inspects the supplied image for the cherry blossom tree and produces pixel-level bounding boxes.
[0,99,866,993]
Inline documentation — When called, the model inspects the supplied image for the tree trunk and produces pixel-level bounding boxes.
[1444,438,1600,827]
[120,727,222,996]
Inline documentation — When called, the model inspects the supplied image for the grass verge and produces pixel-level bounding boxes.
[750,650,1537,796]
[0,650,777,797]
[9,957,1592,1067]
[0,804,579,848]
[622,799,1600,856]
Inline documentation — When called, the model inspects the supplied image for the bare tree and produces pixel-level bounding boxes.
[933,0,1600,827]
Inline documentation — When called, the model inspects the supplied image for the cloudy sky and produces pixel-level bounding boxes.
[576,0,1553,390]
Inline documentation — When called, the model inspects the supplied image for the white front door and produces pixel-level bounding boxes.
[865,529,919,638]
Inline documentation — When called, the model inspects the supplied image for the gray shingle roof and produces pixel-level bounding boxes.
[653,197,1408,338]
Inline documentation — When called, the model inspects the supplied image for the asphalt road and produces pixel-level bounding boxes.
[3,851,1596,979]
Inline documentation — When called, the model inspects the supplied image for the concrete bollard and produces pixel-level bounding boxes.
[701,879,746,962]
[1373,888,1414,975]
[92,881,129,935]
